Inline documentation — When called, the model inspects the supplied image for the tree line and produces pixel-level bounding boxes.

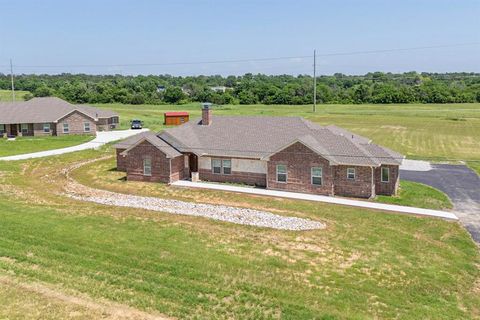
[0,72,479,105]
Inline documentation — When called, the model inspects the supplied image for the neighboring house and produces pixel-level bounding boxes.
[115,105,403,198]
[210,86,228,93]
[0,97,119,137]
[156,85,166,93]
[164,112,189,126]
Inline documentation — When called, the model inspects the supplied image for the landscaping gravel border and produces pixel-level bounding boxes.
[62,158,325,231]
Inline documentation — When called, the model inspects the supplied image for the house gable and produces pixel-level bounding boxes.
[123,140,173,183]
[267,141,334,196]
[262,138,336,165]
[120,136,181,159]
[56,109,96,123]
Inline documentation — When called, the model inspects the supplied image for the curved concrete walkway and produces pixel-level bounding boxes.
[0,129,149,161]
[172,180,459,220]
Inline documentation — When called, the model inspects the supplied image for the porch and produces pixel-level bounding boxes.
[1,123,35,138]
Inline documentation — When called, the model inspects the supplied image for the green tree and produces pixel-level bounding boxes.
[163,87,185,104]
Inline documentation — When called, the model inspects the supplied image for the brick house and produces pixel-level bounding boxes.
[115,105,404,198]
[0,97,119,137]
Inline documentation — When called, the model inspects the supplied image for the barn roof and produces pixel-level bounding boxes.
[164,112,189,117]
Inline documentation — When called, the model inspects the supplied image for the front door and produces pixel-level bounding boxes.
[189,154,198,173]
[9,124,18,136]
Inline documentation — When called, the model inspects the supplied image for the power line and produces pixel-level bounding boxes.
[3,42,479,69]
[313,49,316,113]
[9,59,15,102]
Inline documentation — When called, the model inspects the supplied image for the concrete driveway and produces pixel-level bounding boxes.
[401,164,480,243]
[0,129,149,161]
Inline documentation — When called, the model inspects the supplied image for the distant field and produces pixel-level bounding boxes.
[0,135,94,157]
[95,102,480,163]
[0,89,29,101]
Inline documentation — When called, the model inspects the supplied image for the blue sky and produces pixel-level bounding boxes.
[0,0,478,75]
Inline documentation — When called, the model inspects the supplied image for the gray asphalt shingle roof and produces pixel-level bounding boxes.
[116,115,404,166]
[0,97,118,124]
[158,116,404,166]
[115,131,181,159]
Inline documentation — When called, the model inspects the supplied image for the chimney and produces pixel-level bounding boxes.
[201,103,212,125]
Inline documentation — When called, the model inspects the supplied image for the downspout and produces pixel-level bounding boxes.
[331,164,335,196]
[168,158,172,184]
[265,158,269,189]
[370,166,375,199]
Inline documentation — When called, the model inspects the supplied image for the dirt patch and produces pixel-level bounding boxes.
[0,275,172,320]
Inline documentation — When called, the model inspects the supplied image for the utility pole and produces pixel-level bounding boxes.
[10,59,15,102]
[313,49,316,112]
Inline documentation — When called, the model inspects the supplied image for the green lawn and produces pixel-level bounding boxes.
[0,101,478,318]
[0,89,29,101]
[467,161,480,176]
[94,102,480,164]
[0,149,478,319]
[374,180,452,210]
[0,135,94,157]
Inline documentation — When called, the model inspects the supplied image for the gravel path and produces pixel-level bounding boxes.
[62,159,325,231]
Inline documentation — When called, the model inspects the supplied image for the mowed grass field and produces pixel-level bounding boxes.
[0,135,94,157]
[0,149,479,319]
[0,89,29,101]
[0,98,479,318]
[94,102,480,168]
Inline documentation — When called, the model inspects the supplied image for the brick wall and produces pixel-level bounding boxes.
[201,108,211,125]
[374,165,399,196]
[170,154,186,182]
[123,140,185,183]
[116,148,127,171]
[333,165,374,198]
[33,123,55,136]
[97,118,118,131]
[267,142,334,195]
[56,111,96,136]
[124,140,171,183]
[199,169,266,186]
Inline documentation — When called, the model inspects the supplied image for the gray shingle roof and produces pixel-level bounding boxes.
[115,115,404,166]
[116,131,182,159]
[0,97,117,124]
[158,116,403,166]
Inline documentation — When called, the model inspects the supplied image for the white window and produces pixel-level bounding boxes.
[212,159,222,174]
[63,123,69,134]
[180,117,185,123]
[21,123,28,134]
[84,122,91,132]
[347,168,356,180]
[311,167,323,185]
[211,159,231,174]
[381,167,390,183]
[276,164,287,182]
[43,123,50,133]
[222,159,231,175]
[143,157,152,176]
